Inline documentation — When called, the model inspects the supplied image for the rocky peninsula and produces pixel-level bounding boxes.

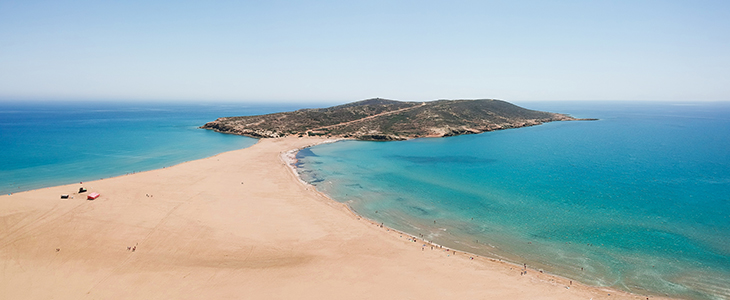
[201,98,591,141]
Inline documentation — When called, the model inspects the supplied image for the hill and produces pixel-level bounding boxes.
[201,98,588,141]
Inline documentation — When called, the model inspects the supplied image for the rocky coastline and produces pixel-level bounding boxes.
[201,98,594,141]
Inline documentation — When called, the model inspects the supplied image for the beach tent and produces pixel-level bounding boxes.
[87,193,100,200]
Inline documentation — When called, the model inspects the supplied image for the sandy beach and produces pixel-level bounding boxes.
[1,136,667,300]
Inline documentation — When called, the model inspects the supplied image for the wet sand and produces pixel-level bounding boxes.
[0,136,668,299]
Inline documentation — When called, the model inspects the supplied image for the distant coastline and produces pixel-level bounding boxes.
[201,98,596,141]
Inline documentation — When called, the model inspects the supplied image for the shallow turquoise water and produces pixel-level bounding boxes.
[0,101,302,194]
[296,102,730,300]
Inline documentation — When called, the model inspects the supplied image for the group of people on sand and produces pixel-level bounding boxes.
[127,243,138,252]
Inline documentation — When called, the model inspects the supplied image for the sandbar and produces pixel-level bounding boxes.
[0,136,668,299]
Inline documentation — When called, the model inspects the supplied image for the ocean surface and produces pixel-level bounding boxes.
[2,100,729,299]
[0,101,302,195]
[296,101,730,300]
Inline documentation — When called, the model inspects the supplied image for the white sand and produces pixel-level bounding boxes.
[0,136,667,299]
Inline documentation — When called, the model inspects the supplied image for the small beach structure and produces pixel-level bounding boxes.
[87,192,100,200]
[79,187,87,193]
[60,194,69,199]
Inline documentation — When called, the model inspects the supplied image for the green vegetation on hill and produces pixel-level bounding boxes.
[201,98,585,141]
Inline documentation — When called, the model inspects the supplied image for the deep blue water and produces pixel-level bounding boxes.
[0,101,303,194]
[296,101,730,300]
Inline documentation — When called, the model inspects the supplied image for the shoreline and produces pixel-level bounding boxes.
[1,136,670,299]
[280,138,669,300]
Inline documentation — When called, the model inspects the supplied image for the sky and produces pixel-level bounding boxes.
[0,0,729,103]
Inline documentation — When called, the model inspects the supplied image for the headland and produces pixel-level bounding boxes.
[201,98,594,141]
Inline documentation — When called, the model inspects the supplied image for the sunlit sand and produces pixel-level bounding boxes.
[0,136,665,299]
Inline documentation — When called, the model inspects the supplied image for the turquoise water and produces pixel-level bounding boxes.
[0,101,301,194]
[296,101,730,300]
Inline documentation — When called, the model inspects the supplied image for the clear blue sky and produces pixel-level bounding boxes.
[1,0,728,103]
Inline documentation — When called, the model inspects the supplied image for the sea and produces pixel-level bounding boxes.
[1,101,728,299]
[295,101,730,300]
[0,101,304,194]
